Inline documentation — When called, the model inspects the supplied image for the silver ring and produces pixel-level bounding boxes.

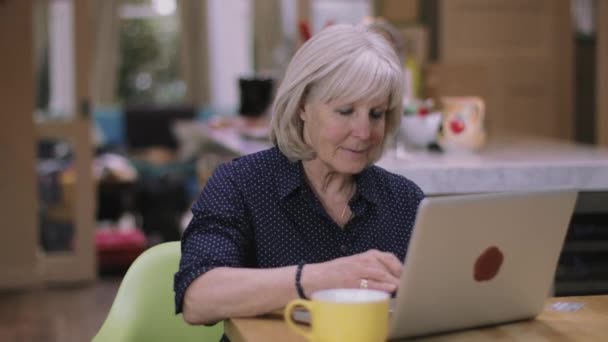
[360,278,368,289]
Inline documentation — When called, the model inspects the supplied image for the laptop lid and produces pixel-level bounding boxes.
[388,190,578,339]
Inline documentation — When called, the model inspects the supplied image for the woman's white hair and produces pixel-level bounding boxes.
[270,24,404,162]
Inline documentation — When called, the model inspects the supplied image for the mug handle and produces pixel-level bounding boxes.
[284,299,314,340]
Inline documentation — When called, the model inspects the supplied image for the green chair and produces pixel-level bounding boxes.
[93,241,223,341]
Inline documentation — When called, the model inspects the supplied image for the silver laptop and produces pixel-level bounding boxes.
[388,190,578,339]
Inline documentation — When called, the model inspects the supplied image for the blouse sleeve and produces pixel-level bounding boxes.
[174,163,253,314]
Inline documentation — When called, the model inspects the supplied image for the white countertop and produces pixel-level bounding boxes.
[377,136,608,195]
[180,121,608,195]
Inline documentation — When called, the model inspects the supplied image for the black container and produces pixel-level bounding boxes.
[238,77,274,117]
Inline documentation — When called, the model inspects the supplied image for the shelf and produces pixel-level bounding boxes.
[555,280,608,296]
[563,241,608,253]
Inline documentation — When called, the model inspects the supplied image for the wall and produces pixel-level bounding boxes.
[207,0,253,113]
[598,0,608,146]
[438,0,573,139]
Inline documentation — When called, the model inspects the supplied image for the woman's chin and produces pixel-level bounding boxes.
[336,150,377,172]
[333,160,369,175]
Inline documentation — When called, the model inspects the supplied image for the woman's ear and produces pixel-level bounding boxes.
[299,103,308,121]
[299,87,310,121]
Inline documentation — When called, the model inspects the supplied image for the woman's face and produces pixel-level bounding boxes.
[300,97,387,174]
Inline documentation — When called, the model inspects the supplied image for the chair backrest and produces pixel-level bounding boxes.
[93,241,223,341]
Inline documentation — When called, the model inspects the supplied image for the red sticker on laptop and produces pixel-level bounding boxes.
[474,246,504,282]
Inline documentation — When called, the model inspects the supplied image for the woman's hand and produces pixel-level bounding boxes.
[302,249,403,296]
[182,250,402,324]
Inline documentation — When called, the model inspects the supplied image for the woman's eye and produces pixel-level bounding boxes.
[370,110,386,119]
[336,107,354,115]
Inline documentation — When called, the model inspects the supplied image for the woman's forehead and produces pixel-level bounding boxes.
[316,78,395,107]
[325,96,389,107]
[309,56,398,104]
[309,83,391,107]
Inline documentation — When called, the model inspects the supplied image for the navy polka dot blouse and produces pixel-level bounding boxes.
[174,147,424,313]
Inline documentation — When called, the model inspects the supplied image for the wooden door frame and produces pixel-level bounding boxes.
[36,0,96,284]
[0,0,41,290]
[598,0,608,146]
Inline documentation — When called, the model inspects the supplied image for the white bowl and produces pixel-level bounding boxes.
[400,112,442,148]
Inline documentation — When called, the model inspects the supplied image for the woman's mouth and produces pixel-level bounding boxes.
[341,147,368,155]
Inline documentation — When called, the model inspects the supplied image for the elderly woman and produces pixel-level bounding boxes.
[175,24,424,326]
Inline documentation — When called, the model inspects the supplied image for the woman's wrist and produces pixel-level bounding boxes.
[299,262,324,298]
[295,262,308,299]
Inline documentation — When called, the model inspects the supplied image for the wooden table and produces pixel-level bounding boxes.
[225,296,608,341]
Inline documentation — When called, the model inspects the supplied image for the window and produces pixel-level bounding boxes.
[118,0,185,105]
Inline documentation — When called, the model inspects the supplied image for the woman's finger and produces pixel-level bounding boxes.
[361,266,400,287]
[359,278,397,293]
[375,251,403,278]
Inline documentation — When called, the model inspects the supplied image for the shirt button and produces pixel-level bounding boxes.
[340,244,349,254]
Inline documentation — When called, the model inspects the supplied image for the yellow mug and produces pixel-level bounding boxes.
[284,288,390,342]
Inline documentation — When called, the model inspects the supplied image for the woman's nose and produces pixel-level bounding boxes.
[352,114,371,140]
